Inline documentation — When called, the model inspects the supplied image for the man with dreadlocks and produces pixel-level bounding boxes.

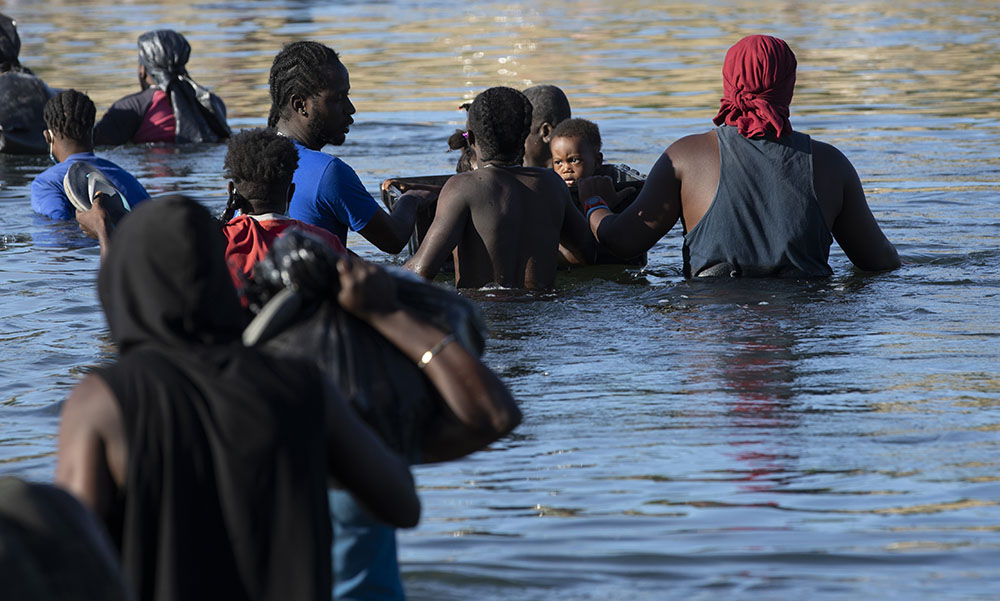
[267,40,432,253]
[0,13,56,154]
[581,34,900,277]
[94,29,229,145]
[31,90,150,221]
[404,86,597,289]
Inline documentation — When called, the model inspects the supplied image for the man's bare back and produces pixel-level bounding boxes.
[581,128,899,273]
[406,165,593,289]
[581,35,899,275]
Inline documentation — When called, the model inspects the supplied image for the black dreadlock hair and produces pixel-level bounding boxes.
[523,85,571,129]
[267,41,342,128]
[43,89,95,143]
[221,128,299,223]
[466,87,532,164]
[551,118,602,152]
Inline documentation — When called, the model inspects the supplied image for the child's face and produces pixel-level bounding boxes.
[550,135,601,187]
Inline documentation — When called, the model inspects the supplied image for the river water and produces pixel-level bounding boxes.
[1,1,998,599]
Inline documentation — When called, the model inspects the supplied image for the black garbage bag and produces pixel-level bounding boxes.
[242,231,487,463]
[137,30,230,143]
[0,71,55,154]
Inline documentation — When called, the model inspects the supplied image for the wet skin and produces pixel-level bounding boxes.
[404,156,596,289]
[580,129,901,272]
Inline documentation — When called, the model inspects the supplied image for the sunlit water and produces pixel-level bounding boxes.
[1,1,999,599]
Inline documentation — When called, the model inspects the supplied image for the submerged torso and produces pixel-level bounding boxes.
[454,166,565,289]
[682,126,833,277]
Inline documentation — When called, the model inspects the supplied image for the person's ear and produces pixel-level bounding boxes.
[290,93,308,118]
[43,129,52,145]
[540,122,553,144]
[596,151,603,167]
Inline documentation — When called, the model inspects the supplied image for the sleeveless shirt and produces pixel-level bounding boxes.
[683,125,833,278]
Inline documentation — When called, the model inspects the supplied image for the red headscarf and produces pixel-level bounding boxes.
[712,35,796,138]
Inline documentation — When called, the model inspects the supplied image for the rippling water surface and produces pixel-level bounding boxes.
[1,1,998,599]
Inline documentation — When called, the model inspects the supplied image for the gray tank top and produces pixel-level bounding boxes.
[683,125,833,278]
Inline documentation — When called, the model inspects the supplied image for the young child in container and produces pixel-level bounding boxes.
[549,118,604,188]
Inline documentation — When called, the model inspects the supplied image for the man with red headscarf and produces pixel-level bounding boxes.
[579,34,900,277]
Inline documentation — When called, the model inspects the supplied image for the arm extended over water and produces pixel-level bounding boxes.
[579,150,683,259]
[337,256,521,463]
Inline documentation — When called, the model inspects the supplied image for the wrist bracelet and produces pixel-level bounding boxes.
[586,203,610,219]
[417,333,456,369]
[584,195,610,219]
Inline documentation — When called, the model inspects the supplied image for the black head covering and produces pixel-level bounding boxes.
[0,477,130,601]
[136,30,230,143]
[96,195,332,601]
[99,194,243,352]
[0,13,27,74]
[0,14,50,154]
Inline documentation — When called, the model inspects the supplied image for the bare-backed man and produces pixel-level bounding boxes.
[581,35,900,277]
[405,86,596,289]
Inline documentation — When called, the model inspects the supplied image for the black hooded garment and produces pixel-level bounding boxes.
[96,196,331,601]
[0,477,130,601]
[0,13,54,154]
[0,13,24,74]
[95,30,230,145]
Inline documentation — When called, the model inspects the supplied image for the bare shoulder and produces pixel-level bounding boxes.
[435,171,482,209]
[667,130,717,155]
[665,130,718,170]
[441,171,479,194]
[63,373,120,434]
[531,165,572,192]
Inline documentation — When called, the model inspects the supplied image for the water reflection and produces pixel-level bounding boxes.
[7,0,998,123]
[1,2,999,600]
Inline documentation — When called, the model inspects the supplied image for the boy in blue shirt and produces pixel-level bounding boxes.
[31,90,150,221]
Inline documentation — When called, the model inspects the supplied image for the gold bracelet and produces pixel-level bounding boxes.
[417,334,456,369]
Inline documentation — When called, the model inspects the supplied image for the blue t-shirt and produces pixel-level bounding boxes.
[288,140,378,243]
[31,152,151,221]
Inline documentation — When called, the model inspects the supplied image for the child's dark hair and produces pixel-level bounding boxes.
[523,85,571,128]
[43,90,95,142]
[466,87,532,164]
[447,130,476,173]
[221,128,298,222]
[551,118,602,152]
[267,41,342,128]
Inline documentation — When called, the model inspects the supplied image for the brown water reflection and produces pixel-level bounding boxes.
[10,0,999,122]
